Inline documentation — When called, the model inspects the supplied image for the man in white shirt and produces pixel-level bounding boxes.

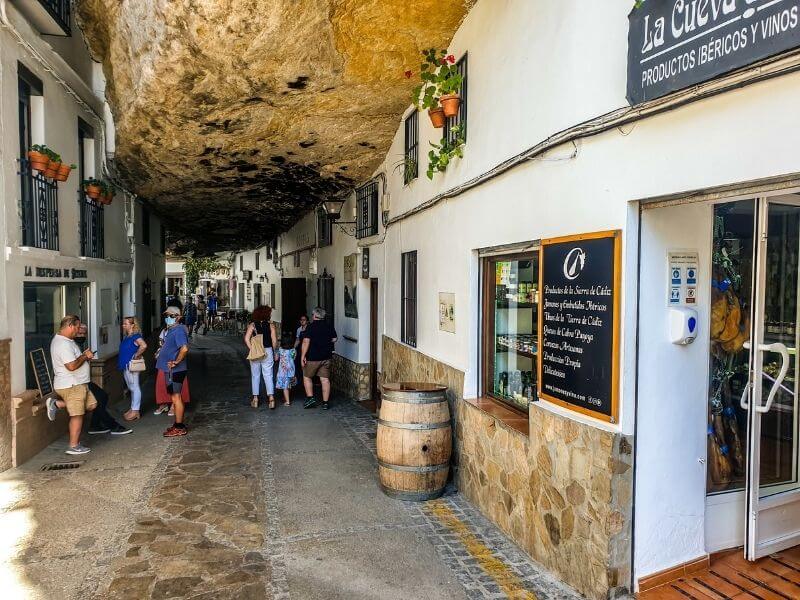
[46,315,97,455]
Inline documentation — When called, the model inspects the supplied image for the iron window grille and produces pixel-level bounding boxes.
[78,191,104,258]
[317,207,333,247]
[39,0,71,35]
[444,54,468,145]
[401,251,418,347]
[356,181,379,239]
[20,160,59,251]
[403,111,419,184]
[255,251,260,270]
[239,255,244,271]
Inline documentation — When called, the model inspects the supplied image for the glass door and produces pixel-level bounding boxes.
[745,195,800,559]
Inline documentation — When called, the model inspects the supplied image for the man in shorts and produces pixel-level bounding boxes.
[301,307,337,410]
[46,315,96,455]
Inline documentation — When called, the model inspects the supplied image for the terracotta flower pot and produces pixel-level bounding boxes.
[86,185,102,199]
[27,150,49,172]
[440,93,461,118]
[44,161,60,179]
[428,107,446,129]
[55,163,72,182]
[100,193,113,205]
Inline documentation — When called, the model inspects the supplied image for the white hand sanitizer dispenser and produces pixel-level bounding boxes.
[669,307,698,345]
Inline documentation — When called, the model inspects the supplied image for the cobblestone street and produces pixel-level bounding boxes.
[0,335,582,599]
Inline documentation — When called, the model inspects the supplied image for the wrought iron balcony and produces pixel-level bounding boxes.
[11,0,70,35]
[79,191,104,259]
[20,159,59,251]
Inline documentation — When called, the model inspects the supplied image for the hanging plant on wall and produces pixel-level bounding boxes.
[408,49,462,128]
[426,125,465,180]
[82,177,102,199]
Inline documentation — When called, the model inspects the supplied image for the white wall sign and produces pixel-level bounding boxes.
[439,292,455,333]
[667,250,699,307]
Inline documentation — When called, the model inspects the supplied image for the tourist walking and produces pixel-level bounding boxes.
[73,324,131,436]
[196,294,207,335]
[207,290,218,331]
[46,315,97,454]
[183,296,197,339]
[294,314,309,348]
[244,305,278,409]
[301,307,337,410]
[119,317,147,421]
[276,333,297,406]
[156,306,190,437]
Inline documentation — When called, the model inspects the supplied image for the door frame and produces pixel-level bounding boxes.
[370,278,379,405]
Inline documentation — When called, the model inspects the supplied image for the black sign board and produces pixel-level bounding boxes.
[361,248,370,279]
[29,348,54,398]
[538,231,620,423]
[628,0,800,104]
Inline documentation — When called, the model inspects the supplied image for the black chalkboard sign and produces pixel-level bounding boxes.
[30,348,54,398]
[538,231,620,423]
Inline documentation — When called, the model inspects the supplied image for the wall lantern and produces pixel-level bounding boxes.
[322,198,347,222]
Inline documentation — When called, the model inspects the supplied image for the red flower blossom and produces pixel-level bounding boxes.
[447,54,456,64]
[440,58,448,65]
[404,70,413,79]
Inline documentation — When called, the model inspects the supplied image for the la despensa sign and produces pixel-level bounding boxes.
[627,0,800,104]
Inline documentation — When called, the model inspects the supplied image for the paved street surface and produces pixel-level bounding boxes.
[0,335,581,599]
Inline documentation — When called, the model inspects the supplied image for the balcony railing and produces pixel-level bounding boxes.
[79,192,104,259]
[38,0,70,35]
[20,159,59,251]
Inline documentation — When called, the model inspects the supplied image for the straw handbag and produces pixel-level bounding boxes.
[247,328,266,361]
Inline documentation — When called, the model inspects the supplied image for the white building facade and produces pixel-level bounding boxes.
[227,1,800,597]
[0,0,164,469]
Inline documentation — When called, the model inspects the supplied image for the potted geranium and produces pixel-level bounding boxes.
[409,49,463,127]
[55,163,77,182]
[99,181,115,205]
[44,148,62,180]
[27,144,49,172]
[83,177,102,199]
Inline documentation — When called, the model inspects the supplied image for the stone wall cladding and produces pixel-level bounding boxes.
[382,335,633,600]
[330,353,370,401]
[0,339,12,471]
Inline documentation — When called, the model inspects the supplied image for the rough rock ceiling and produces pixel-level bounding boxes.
[75,0,473,254]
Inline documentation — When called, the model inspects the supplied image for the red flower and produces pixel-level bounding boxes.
[447,54,455,64]
[404,70,413,79]
[440,58,448,65]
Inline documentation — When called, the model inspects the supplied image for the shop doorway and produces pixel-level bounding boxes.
[706,194,800,559]
[281,278,307,335]
[370,278,379,405]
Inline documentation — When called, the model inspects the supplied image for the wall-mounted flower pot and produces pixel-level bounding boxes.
[55,163,72,182]
[86,184,102,199]
[27,150,49,172]
[99,192,114,205]
[428,107,446,129]
[44,160,61,180]
[440,94,461,118]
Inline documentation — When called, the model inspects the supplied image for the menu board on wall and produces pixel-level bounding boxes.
[29,348,53,398]
[538,230,621,423]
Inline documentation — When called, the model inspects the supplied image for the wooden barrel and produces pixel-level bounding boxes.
[377,382,451,501]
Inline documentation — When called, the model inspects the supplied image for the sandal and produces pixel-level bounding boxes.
[269,398,276,410]
[283,401,291,406]
[250,397,259,408]
[123,410,141,421]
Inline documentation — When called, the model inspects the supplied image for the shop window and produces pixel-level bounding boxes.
[444,54,467,145]
[401,251,417,347]
[317,208,333,247]
[356,181,379,239]
[403,110,418,184]
[482,253,538,412]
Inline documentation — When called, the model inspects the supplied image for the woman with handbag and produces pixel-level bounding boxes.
[245,305,278,409]
[120,316,148,421]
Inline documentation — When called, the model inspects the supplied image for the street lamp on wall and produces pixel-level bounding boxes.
[322,198,354,224]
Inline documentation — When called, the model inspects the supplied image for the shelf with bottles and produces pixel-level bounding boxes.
[496,334,537,358]
[494,369,536,407]
[495,281,538,309]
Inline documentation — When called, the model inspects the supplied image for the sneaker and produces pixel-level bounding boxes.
[303,397,317,409]
[322,401,330,410]
[88,426,111,435]
[65,444,91,455]
[163,425,188,438]
[154,405,169,415]
[46,396,59,422]
[110,424,132,435]
[168,407,175,417]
